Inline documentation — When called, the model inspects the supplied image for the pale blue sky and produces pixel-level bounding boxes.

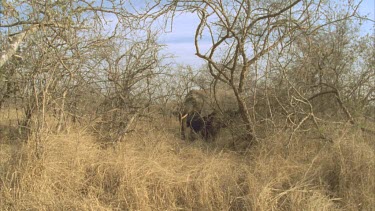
[160,0,375,67]
[160,12,206,67]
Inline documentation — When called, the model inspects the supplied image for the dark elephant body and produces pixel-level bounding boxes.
[180,89,236,141]
[187,113,205,133]
[184,111,225,141]
[202,112,225,141]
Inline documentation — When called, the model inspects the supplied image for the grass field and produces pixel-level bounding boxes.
[0,110,374,210]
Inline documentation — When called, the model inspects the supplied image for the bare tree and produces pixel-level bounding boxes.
[133,0,362,145]
[92,27,168,142]
[0,0,168,155]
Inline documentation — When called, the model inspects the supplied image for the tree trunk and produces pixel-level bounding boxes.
[0,26,37,68]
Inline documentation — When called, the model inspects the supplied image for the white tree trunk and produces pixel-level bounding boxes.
[0,26,37,68]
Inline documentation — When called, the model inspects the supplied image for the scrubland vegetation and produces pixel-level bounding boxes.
[1,0,374,210]
[0,110,374,210]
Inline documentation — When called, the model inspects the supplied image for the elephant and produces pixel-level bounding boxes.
[180,89,233,141]
[180,90,210,140]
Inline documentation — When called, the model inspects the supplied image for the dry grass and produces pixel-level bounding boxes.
[0,113,374,210]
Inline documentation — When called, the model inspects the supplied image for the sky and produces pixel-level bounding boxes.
[159,12,206,67]
[160,0,375,67]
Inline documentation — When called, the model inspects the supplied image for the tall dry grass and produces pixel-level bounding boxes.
[0,114,374,210]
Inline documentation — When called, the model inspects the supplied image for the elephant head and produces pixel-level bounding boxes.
[180,89,231,141]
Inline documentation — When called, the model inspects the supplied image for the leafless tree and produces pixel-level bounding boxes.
[90,27,169,142]
[131,0,364,145]
[0,0,168,155]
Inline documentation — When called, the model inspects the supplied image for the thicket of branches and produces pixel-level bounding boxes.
[0,0,374,150]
